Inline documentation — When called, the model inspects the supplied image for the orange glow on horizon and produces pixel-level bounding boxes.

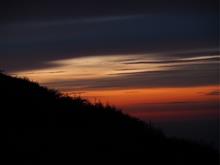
[65,85,220,106]
[64,85,220,121]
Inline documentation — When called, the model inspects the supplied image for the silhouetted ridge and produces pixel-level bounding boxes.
[0,72,218,164]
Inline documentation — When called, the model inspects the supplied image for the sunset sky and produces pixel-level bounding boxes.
[1,0,219,145]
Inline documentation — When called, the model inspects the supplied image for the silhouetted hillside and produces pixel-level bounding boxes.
[0,72,218,164]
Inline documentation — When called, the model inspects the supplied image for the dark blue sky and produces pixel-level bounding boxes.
[0,0,218,72]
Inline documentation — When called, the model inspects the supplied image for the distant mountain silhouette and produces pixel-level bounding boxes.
[0,72,218,164]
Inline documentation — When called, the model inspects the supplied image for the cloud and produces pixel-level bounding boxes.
[0,11,218,72]
[33,59,219,91]
[1,1,218,91]
[123,56,220,65]
[90,69,218,89]
[205,90,220,96]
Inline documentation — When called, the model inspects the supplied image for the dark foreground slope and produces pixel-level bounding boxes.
[0,73,218,164]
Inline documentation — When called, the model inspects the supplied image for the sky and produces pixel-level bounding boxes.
[0,0,219,146]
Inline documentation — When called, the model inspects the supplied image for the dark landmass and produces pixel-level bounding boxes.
[0,72,219,164]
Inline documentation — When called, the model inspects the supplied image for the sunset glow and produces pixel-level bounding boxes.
[65,86,219,121]
[12,53,219,121]
[1,0,219,152]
